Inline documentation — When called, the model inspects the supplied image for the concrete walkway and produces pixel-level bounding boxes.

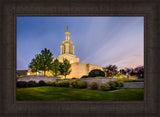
[124,82,144,88]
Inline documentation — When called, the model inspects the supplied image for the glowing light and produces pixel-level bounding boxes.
[27,72,30,75]
[70,60,74,63]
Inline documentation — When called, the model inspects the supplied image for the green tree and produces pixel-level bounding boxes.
[39,48,53,76]
[59,62,64,76]
[28,54,41,76]
[51,59,60,76]
[59,59,71,79]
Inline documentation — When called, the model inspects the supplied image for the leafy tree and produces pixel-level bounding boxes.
[28,54,41,75]
[136,66,144,79]
[88,69,105,77]
[39,48,53,76]
[125,68,133,74]
[133,66,144,79]
[59,59,71,79]
[119,69,126,75]
[103,65,118,77]
[51,59,60,76]
[120,66,144,79]
[59,62,64,76]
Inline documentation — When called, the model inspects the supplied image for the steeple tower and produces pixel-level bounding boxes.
[61,26,73,54]
[65,26,70,40]
[58,26,79,63]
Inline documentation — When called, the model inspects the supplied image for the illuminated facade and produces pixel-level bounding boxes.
[68,62,104,78]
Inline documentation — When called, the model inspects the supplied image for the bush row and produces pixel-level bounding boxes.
[17,80,46,88]
[100,81,124,91]
[69,80,87,88]
[48,80,88,88]
[17,80,124,91]
[17,80,87,89]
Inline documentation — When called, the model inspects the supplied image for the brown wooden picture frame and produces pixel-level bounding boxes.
[0,0,159,117]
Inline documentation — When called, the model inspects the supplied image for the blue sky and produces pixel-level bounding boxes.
[17,16,144,70]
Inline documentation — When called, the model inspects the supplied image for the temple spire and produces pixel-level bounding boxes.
[58,26,79,64]
[66,26,69,32]
[65,26,70,40]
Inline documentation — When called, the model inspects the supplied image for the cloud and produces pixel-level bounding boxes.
[17,17,143,70]
[80,17,144,69]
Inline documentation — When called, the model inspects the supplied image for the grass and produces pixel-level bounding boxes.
[17,86,144,101]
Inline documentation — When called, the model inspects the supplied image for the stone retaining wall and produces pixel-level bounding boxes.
[124,82,144,88]
[17,76,117,89]
[17,76,144,89]
[17,76,61,83]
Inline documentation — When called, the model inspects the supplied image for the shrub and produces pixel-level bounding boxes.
[38,80,46,86]
[119,81,124,87]
[17,81,28,88]
[77,81,87,88]
[54,81,70,87]
[81,75,88,78]
[88,69,105,77]
[52,81,56,86]
[113,73,128,79]
[55,82,60,87]
[46,81,54,86]
[114,81,121,87]
[19,74,26,77]
[27,81,37,87]
[70,80,79,88]
[100,83,110,91]
[89,82,98,90]
[56,79,61,82]
[58,81,70,87]
[108,81,116,90]
[72,77,77,79]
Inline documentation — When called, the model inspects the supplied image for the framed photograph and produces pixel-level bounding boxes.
[16,16,144,101]
[0,0,159,117]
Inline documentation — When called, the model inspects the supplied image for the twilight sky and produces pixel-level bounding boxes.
[17,16,144,70]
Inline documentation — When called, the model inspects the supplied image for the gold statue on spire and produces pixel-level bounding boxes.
[66,26,69,32]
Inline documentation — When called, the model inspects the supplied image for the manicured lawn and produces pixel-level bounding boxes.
[17,86,144,101]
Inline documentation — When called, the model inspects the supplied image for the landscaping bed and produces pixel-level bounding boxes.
[17,79,124,91]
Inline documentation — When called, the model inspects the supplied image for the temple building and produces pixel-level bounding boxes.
[28,26,103,78]
[56,26,103,78]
